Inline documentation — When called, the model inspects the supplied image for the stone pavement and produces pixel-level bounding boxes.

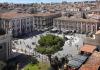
[12,32,86,62]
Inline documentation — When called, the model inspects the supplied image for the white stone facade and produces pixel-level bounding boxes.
[53,17,100,34]
[0,12,61,37]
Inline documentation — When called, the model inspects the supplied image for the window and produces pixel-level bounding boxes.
[27,18,30,24]
[27,27,29,30]
[93,25,95,31]
[0,45,2,49]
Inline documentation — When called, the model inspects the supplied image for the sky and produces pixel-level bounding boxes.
[0,0,95,3]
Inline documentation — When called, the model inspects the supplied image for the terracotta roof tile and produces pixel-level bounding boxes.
[80,44,96,53]
[80,51,100,70]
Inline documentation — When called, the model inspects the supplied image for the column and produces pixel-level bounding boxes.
[96,23,97,32]
[29,17,31,33]
[81,22,83,33]
[91,24,93,33]
[15,19,18,36]
[86,23,88,33]
[33,17,35,30]
[76,22,78,32]
[20,19,22,35]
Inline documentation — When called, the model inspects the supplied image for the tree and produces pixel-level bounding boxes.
[35,34,64,64]
[51,57,59,70]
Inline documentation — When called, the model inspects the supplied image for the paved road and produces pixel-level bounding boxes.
[53,34,85,60]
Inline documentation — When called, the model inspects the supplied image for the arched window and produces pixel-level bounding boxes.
[93,25,95,31]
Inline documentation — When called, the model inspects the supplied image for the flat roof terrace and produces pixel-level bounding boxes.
[80,51,100,70]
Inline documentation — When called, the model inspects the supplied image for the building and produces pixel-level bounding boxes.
[80,51,100,70]
[67,55,88,70]
[32,12,61,31]
[89,0,100,15]
[96,0,100,9]
[0,12,61,37]
[0,29,12,61]
[0,12,33,37]
[84,28,100,46]
[53,16,100,34]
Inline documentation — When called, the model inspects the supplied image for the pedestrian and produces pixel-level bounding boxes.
[83,42,84,45]
[70,54,73,58]
[76,45,79,50]
[20,41,21,44]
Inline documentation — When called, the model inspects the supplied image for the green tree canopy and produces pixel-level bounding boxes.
[35,34,64,56]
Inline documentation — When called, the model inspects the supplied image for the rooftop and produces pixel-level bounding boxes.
[72,55,88,63]
[80,44,96,53]
[80,65,100,70]
[67,54,88,69]
[0,12,33,19]
[32,12,61,17]
[80,51,100,70]
[68,60,82,68]
[55,16,99,23]
[0,12,61,19]
[88,14,100,20]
